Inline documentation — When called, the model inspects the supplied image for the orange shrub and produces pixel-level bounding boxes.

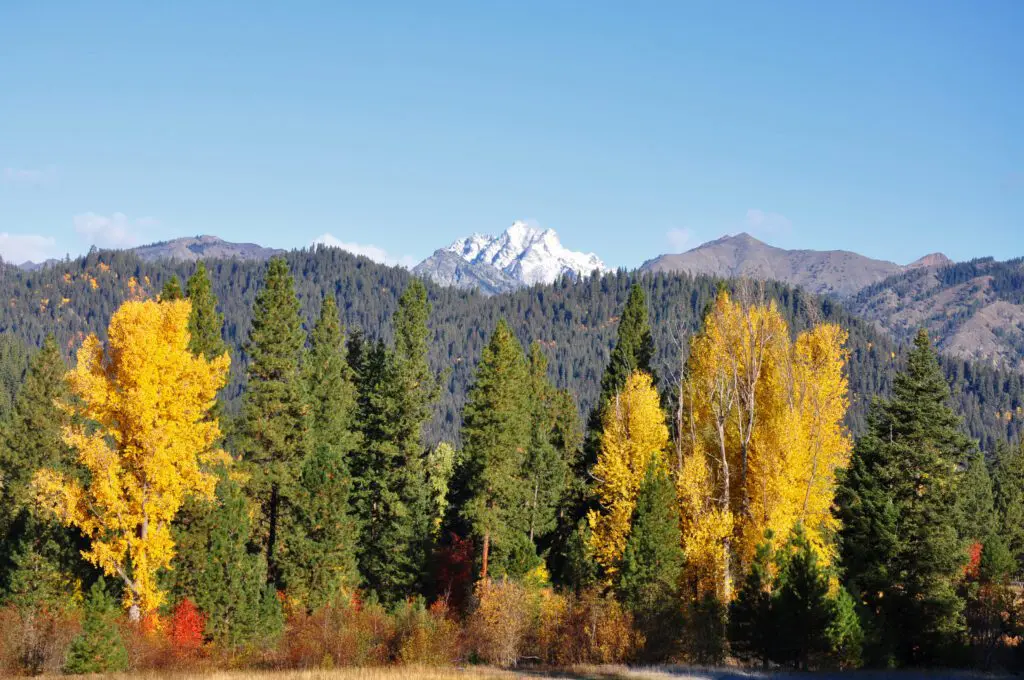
[280,592,393,668]
[464,579,531,667]
[0,604,81,676]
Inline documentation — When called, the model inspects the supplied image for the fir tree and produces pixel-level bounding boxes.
[186,262,228,360]
[616,457,684,660]
[426,442,456,537]
[64,579,128,675]
[837,329,972,666]
[456,319,533,580]
[237,257,309,587]
[160,275,183,301]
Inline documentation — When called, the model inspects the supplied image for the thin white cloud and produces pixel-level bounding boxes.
[73,212,155,249]
[0,233,59,264]
[312,233,417,269]
[744,209,792,235]
[666,227,694,252]
[2,166,57,186]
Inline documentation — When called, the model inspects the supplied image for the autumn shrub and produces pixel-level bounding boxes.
[0,604,81,676]
[530,588,569,664]
[168,598,206,661]
[280,591,393,668]
[392,598,461,666]
[121,617,173,672]
[464,578,531,667]
[551,588,639,665]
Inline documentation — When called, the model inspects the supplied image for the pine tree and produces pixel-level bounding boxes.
[350,281,439,602]
[237,257,309,588]
[170,467,266,648]
[992,441,1024,576]
[617,457,684,660]
[186,262,228,360]
[456,319,532,580]
[63,579,128,674]
[160,275,183,301]
[837,328,972,666]
[600,283,657,404]
[729,534,776,667]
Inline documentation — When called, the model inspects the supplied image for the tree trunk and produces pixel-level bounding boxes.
[481,530,490,582]
[267,483,280,585]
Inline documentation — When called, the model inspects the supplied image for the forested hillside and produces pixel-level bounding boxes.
[851,256,1024,373]
[0,246,1021,450]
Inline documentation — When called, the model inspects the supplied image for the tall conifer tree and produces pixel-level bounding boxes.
[238,257,309,587]
[837,329,972,666]
[992,441,1024,576]
[0,335,80,598]
[457,319,532,580]
[160,275,183,301]
[283,295,360,607]
[350,281,438,602]
[186,262,227,360]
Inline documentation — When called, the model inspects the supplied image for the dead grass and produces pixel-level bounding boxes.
[47,668,552,680]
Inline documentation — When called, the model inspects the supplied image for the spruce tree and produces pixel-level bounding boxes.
[992,441,1024,576]
[160,275,183,301]
[456,319,533,580]
[283,294,360,608]
[616,457,684,660]
[238,257,309,587]
[186,262,227,360]
[350,281,439,602]
[837,329,972,666]
[63,579,128,675]
[599,283,657,405]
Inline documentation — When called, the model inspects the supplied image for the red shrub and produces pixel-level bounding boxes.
[169,598,206,657]
[434,533,475,613]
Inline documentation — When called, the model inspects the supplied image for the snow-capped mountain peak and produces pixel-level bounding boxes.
[443,221,606,286]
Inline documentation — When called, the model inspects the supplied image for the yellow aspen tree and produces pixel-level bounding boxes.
[33,299,230,620]
[676,290,850,600]
[587,370,669,581]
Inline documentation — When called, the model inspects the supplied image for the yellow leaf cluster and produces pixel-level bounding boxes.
[587,371,669,581]
[677,291,851,599]
[33,299,230,616]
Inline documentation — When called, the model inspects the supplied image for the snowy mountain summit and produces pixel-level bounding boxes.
[445,221,606,286]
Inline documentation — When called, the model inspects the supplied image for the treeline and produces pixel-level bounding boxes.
[0,257,1022,674]
[0,247,1021,450]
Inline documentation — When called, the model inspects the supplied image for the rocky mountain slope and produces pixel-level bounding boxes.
[132,235,283,262]
[849,257,1024,373]
[414,221,606,293]
[640,233,945,298]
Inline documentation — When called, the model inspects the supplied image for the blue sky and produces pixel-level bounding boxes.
[1,1,1022,268]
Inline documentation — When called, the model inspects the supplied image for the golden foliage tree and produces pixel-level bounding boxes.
[677,290,850,600]
[33,299,230,619]
[587,371,669,581]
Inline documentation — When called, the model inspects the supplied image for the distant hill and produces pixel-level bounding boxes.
[849,257,1024,373]
[131,235,284,262]
[640,233,931,298]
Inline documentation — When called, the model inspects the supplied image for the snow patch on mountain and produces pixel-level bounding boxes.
[445,221,606,286]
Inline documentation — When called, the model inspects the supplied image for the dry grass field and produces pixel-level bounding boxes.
[45,665,1016,680]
